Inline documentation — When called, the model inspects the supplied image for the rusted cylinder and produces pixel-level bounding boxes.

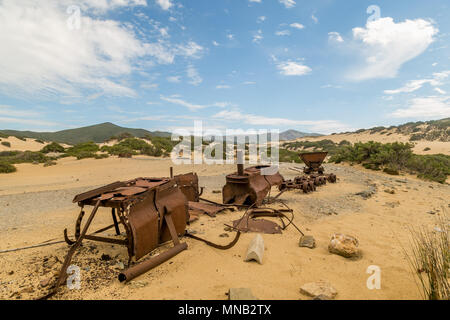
[237,151,244,176]
[118,243,187,282]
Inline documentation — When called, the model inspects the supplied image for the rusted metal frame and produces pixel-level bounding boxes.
[118,210,187,283]
[111,208,120,236]
[42,200,102,300]
[83,234,128,245]
[117,204,134,266]
[72,181,127,203]
[184,230,241,250]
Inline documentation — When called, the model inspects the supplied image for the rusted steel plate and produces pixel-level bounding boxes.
[188,201,229,217]
[115,186,148,196]
[300,152,328,168]
[135,178,169,188]
[175,173,200,202]
[72,181,126,203]
[232,218,282,234]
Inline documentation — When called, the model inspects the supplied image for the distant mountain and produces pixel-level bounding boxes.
[0,122,171,145]
[279,129,322,141]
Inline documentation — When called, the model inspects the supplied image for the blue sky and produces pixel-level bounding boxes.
[0,0,449,134]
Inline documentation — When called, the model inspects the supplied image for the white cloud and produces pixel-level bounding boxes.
[243,81,256,85]
[384,71,448,94]
[290,23,305,30]
[213,110,352,134]
[0,0,202,100]
[227,34,234,40]
[390,96,450,118]
[212,41,220,46]
[275,30,291,36]
[257,16,266,23]
[0,105,39,118]
[277,61,312,76]
[156,0,172,11]
[0,117,59,127]
[349,17,438,81]
[216,85,231,89]
[160,95,231,111]
[167,76,181,83]
[279,0,296,8]
[434,88,447,94]
[311,14,318,24]
[249,0,262,3]
[253,30,263,43]
[186,65,202,86]
[328,31,343,43]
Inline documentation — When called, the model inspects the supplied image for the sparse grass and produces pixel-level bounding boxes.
[1,141,11,148]
[404,215,449,300]
[35,139,45,144]
[66,142,99,159]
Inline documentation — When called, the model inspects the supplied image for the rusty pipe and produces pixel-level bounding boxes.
[237,150,244,176]
[118,242,187,282]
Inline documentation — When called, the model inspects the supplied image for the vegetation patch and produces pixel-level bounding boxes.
[0,162,16,173]
[329,141,450,183]
[1,141,11,148]
[41,142,65,153]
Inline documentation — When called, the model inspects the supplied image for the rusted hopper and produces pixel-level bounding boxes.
[300,152,328,174]
[222,163,283,206]
[44,177,189,299]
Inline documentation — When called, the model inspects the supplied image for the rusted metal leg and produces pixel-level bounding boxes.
[64,208,84,245]
[118,212,187,283]
[41,200,101,300]
[111,208,120,236]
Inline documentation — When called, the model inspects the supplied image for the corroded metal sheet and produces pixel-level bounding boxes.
[232,218,282,234]
[174,172,200,202]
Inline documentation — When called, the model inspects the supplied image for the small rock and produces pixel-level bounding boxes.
[328,233,361,258]
[212,190,221,194]
[384,189,395,194]
[20,287,34,294]
[299,235,316,249]
[228,288,258,300]
[300,280,337,300]
[130,280,148,288]
[427,210,436,215]
[115,261,125,270]
[245,234,264,264]
[219,233,229,238]
[7,271,14,275]
[40,277,52,288]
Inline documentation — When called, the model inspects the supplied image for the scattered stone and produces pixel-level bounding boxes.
[212,190,221,194]
[7,271,14,275]
[20,287,34,294]
[228,288,258,300]
[384,201,400,208]
[328,233,361,258]
[384,189,395,194]
[115,261,125,270]
[40,277,52,288]
[299,235,316,249]
[129,280,148,288]
[427,210,436,215]
[219,233,229,238]
[355,187,376,199]
[245,234,264,264]
[101,254,112,261]
[300,281,337,300]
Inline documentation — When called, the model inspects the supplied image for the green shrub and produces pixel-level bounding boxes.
[66,142,99,158]
[15,136,26,141]
[0,132,8,139]
[75,151,96,160]
[41,142,65,153]
[423,147,431,151]
[43,160,57,167]
[279,148,303,163]
[35,139,45,144]
[1,141,11,148]
[0,162,16,173]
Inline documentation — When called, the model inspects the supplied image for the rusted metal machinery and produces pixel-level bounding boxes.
[300,152,337,183]
[44,176,189,298]
[222,153,284,206]
[279,152,337,193]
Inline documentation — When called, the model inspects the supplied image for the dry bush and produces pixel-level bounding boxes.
[405,213,449,300]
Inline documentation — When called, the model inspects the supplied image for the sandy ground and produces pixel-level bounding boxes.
[0,157,449,300]
[286,132,450,155]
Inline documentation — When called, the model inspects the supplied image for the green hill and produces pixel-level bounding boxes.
[0,122,171,145]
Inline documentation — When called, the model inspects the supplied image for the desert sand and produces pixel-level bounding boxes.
[0,156,448,300]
